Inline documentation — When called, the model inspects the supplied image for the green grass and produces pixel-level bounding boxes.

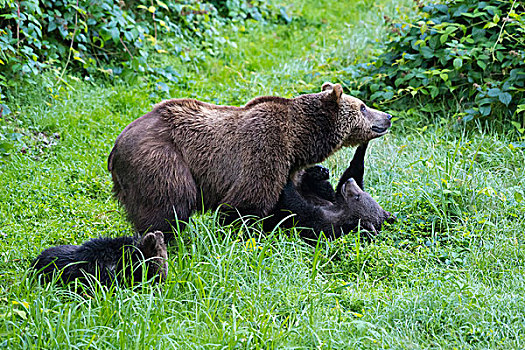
[1,0,525,348]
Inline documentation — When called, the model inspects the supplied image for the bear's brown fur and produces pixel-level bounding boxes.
[108,83,392,240]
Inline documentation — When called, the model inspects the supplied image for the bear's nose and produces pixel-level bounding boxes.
[387,114,393,120]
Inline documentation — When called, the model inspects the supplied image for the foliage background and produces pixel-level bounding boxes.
[0,0,283,110]
[346,0,525,130]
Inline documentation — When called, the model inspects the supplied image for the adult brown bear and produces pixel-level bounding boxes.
[108,83,392,240]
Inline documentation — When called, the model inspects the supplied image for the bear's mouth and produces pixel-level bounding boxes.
[371,126,389,134]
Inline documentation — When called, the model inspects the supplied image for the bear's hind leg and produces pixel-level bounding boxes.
[112,144,198,242]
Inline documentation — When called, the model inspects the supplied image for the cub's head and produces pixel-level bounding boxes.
[321,82,392,147]
[137,231,168,282]
[339,178,395,235]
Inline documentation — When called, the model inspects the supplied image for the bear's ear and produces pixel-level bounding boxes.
[323,83,343,103]
[331,83,343,102]
[321,82,333,91]
[140,231,161,258]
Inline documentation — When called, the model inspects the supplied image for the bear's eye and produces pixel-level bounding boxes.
[354,195,360,201]
[360,105,366,114]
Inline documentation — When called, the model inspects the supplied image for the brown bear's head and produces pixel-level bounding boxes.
[321,82,392,147]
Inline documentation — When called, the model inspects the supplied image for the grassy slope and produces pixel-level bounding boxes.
[1,0,525,348]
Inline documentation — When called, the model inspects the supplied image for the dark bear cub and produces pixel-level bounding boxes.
[32,231,168,287]
[265,143,395,240]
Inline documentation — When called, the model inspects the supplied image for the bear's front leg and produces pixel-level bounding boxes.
[298,165,336,203]
[267,180,339,241]
[335,142,368,194]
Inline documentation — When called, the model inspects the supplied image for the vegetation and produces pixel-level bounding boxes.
[0,0,279,79]
[347,0,525,128]
[1,0,524,348]
[0,0,285,118]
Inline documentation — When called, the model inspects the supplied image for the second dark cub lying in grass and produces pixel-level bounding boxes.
[32,231,168,287]
[265,142,395,240]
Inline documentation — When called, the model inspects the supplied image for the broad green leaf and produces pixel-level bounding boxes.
[109,27,120,45]
[453,57,463,69]
[156,0,169,10]
[463,113,474,122]
[480,105,491,116]
[0,103,11,116]
[461,12,485,18]
[383,91,394,100]
[477,60,487,70]
[421,46,434,58]
[498,92,512,106]
[0,141,13,153]
[429,86,439,99]
[487,88,501,97]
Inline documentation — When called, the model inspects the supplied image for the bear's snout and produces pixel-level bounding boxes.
[370,111,392,135]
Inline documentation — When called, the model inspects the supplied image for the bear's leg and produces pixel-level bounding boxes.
[112,145,197,242]
[271,181,341,240]
[335,142,368,194]
[133,164,197,241]
[298,165,336,202]
[220,156,289,221]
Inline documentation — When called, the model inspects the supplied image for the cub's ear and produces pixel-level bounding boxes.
[140,231,162,258]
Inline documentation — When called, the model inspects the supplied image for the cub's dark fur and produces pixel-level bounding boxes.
[265,143,395,240]
[108,83,392,240]
[32,231,168,286]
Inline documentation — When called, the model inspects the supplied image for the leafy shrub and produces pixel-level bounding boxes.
[0,0,279,99]
[346,0,525,128]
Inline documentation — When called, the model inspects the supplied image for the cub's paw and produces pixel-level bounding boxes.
[304,165,330,182]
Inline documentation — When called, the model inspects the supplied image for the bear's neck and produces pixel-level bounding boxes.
[288,96,344,172]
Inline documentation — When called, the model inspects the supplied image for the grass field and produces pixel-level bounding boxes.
[1,0,525,348]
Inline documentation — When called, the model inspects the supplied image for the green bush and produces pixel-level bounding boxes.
[346,0,525,128]
[0,0,278,100]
